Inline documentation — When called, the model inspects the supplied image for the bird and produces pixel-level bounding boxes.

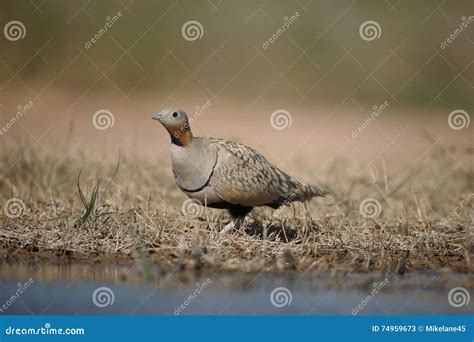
[152,107,329,232]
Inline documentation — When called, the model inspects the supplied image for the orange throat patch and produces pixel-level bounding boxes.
[168,125,193,147]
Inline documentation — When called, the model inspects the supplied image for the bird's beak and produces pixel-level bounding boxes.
[152,114,162,121]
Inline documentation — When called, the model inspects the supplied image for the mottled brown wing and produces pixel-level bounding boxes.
[207,138,294,206]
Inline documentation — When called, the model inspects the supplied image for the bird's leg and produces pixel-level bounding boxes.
[220,219,236,235]
[220,205,252,235]
[303,202,313,223]
[234,215,246,232]
[219,215,245,235]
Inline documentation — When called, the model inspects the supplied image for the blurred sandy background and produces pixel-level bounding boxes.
[0,0,472,179]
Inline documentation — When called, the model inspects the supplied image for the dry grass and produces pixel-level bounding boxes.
[0,140,472,276]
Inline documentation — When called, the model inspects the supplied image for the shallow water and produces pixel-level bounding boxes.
[0,261,472,315]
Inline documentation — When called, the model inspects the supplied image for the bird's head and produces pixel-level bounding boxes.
[152,108,193,146]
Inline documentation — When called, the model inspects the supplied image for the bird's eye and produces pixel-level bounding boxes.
[172,112,178,118]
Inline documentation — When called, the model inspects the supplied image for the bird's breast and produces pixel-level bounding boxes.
[170,143,217,194]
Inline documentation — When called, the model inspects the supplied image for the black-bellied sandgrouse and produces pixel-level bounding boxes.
[152,108,329,232]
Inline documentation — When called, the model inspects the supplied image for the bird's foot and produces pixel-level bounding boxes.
[219,220,236,235]
[219,217,246,235]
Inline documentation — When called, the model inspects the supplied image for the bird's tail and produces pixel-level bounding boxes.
[299,181,330,200]
[275,179,330,205]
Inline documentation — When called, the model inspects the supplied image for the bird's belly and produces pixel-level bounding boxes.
[182,186,222,206]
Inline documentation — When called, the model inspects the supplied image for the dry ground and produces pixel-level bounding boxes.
[0,135,472,276]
